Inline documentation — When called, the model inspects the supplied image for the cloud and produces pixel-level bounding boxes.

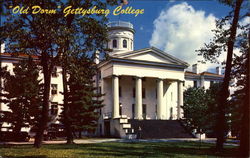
[140,26,144,31]
[149,2,226,72]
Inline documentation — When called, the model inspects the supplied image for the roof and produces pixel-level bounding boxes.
[185,70,224,79]
[109,47,189,68]
[0,52,39,60]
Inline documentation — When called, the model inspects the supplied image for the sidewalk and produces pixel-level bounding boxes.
[0,138,239,146]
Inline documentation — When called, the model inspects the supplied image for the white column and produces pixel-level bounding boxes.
[157,79,164,119]
[135,77,143,120]
[112,75,119,118]
[177,81,184,119]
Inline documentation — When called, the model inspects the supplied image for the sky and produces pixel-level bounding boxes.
[2,1,248,72]
[107,0,242,73]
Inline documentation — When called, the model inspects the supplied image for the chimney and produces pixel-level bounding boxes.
[0,43,5,53]
[192,64,199,74]
[216,66,221,75]
[94,50,100,64]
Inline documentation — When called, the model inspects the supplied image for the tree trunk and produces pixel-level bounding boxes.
[34,53,52,148]
[13,123,22,141]
[78,130,82,138]
[62,65,74,144]
[239,33,250,157]
[216,0,243,151]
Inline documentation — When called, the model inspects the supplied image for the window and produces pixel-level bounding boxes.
[113,39,117,48]
[51,84,58,95]
[119,86,122,97]
[119,103,122,115]
[142,88,146,98]
[133,88,135,98]
[155,104,157,114]
[132,104,135,119]
[50,102,58,115]
[193,81,197,88]
[98,87,102,94]
[170,107,173,120]
[143,104,147,119]
[123,39,127,48]
[97,71,101,79]
[51,66,58,77]
[210,81,214,86]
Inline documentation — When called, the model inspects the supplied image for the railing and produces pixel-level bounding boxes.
[107,21,133,29]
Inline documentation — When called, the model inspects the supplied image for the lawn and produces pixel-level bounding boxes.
[0,141,239,158]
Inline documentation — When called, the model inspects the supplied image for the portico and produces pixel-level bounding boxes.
[98,47,188,122]
[110,74,184,120]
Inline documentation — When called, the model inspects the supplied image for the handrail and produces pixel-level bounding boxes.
[107,21,133,29]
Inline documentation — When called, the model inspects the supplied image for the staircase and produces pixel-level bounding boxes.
[128,120,194,139]
[110,115,137,139]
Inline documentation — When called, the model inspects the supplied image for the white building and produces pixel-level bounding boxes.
[0,21,223,138]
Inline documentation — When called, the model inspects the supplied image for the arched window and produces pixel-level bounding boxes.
[113,39,117,48]
[123,39,127,48]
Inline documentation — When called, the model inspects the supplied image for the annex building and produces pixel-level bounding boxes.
[0,21,223,139]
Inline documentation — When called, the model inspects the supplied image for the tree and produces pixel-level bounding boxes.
[3,57,41,137]
[1,0,116,147]
[183,84,221,136]
[229,23,249,156]
[183,87,208,134]
[54,0,116,144]
[197,0,245,151]
[60,56,104,138]
[1,0,65,147]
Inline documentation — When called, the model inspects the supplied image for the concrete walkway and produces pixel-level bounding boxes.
[0,138,239,146]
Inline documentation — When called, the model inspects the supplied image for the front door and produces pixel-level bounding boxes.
[104,121,110,136]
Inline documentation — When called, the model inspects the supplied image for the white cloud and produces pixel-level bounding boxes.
[149,2,227,72]
[140,26,144,31]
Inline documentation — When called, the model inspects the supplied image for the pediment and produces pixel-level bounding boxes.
[112,47,189,67]
[125,51,176,64]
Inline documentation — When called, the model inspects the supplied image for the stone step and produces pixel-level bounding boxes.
[122,123,131,129]
[120,118,128,124]
[125,128,135,134]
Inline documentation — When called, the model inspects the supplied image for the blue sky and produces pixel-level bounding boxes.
[107,0,235,72]
[108,0,231,50]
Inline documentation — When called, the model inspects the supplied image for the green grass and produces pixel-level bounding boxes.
[0,141,239,158]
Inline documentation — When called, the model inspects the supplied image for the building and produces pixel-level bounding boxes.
[0,21,223,138]
[96,21,223,138]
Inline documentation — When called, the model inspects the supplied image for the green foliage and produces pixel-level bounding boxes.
[183,84,222,135]
[3,57,42,133]
[60,56,104,134]
[228,23,249,138]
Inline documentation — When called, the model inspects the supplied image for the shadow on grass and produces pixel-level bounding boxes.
[1,141,239,158]
[80,142,238,157]
[4,156,47,158]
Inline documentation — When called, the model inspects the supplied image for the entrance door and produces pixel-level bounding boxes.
[143,104,147,119]
[104,121,110,136]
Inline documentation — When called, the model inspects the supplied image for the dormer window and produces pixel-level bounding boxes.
[113,39,117,48]
[123,39,127,48]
